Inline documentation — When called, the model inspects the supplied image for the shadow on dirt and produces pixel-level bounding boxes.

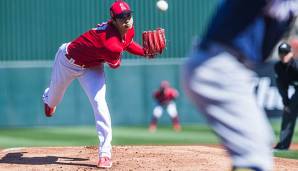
[0,152,96,168]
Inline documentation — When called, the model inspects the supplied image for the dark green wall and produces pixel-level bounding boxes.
[0,61,204,127]
[0,0,217,60]
[0,0,218,127]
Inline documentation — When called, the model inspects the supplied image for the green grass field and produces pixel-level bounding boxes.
[0,125,218,148]
[0,122,297,159]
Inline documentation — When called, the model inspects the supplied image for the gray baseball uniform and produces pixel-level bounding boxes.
[183,0,298,170]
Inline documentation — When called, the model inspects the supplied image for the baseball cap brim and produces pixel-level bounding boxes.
[114,10,133,19]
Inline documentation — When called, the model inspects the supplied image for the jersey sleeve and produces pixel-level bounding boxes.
[103,29,123,65]
[126,41,145,56]
[103,38,122,65]
[173,89,179,98]
[163,88,175,100]
[153,90,160,99]
[104,36,124,53]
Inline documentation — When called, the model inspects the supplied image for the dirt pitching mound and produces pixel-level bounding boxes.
[0,146,297,171]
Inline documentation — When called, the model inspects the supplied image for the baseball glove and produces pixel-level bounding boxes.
[142,28,166,57]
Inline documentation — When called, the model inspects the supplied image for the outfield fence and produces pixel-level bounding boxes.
[0,0,217,61]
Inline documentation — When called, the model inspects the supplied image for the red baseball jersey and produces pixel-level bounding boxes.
[67,20,145,68]
[154,87,178,105]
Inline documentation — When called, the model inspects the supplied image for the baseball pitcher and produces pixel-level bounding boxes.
[42,0,166,168]
[183,0,298,170]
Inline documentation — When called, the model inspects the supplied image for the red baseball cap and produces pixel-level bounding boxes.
[110,0,132,18]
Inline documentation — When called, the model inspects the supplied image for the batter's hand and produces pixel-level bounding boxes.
[142,28,166,57]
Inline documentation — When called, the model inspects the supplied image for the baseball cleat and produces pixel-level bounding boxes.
[274,143,289,150]
[97,157,112,168]
[44,103,56,117]
[173,123,181,132]
[148,124,157,132]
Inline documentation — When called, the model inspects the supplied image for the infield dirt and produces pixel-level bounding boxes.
[0,145,298,171]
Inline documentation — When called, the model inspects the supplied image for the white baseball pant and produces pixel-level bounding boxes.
[153,102,178,119]
[183,43,274,171]
[43,43,112,158]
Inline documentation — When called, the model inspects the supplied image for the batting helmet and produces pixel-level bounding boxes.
[278,42,291,57]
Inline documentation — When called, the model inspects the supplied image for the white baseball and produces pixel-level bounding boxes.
[156,0,168,11]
